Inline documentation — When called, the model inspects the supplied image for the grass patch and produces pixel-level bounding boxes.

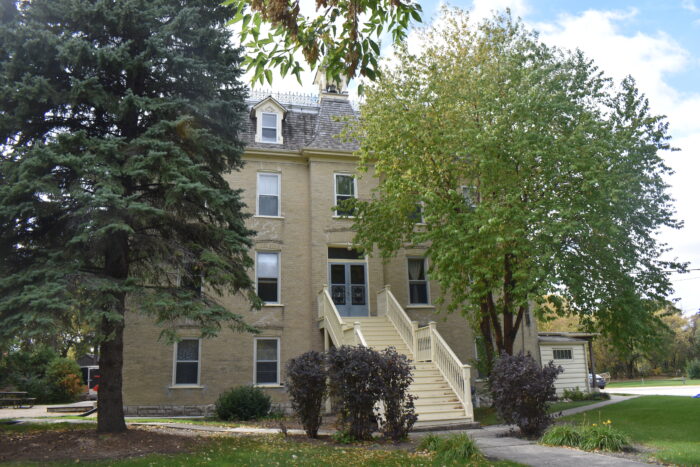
[607,378,700,388]
[417,433,484,464]
[474,400,600,426]
[559,395,700,465]
[548,400,600,413]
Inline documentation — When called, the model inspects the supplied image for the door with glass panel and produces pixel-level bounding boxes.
[328,262,368,317]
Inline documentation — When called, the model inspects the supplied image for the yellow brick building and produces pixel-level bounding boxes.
[122,80,540,427]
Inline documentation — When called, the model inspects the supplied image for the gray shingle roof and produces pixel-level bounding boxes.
[243,93,359,152]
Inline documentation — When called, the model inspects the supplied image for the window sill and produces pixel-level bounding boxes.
[332,215,356,219]
[254,215,284,219]
[254,384,284,388]
[405,304,435,309]
[169,385,204,389]
[262,303,284,308]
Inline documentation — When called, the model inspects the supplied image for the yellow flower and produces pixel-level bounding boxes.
[592,423,597,426]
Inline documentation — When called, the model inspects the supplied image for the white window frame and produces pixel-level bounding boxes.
[254,337,281,386]
[333,173,357,217]
[553,348,573,360]
[256,172,281,217]
[255,251,281,305]
[260,112,279,143]
[172,338,202,387]
[407,257,430,305]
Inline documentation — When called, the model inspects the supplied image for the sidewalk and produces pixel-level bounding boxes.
[557,394,638,417]
[456,424,650,466]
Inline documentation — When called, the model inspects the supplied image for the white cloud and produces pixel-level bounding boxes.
[470,0,529,22]
[682,0,700,13]
[531,7,700,314]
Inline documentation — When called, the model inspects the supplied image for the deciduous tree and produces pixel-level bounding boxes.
[348,9,684,365]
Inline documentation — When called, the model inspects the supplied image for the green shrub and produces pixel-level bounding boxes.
[286,350,327,438]
[580,423,630,451]
[541,424,582,447]
[215,386,271,421]
[562,387,610,402]
[562,387,587,401]
[541,422,630,452]
[45,358,83,403]
[418,433,483,463]
[686,359,700,379]
[2,348,83,403]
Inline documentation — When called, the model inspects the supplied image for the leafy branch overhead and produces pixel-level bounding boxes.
[224,0,422,86]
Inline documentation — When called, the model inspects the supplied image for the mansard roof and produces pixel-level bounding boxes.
[243,91,359,153]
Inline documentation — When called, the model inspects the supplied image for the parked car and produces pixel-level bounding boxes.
[589,373,606,389]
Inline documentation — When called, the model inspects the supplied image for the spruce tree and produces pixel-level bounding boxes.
[0,0,257,432]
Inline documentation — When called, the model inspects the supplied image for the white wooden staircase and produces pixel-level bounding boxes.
[318,286,475,429]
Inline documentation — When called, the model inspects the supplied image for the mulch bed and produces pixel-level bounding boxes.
[0,425,209,463]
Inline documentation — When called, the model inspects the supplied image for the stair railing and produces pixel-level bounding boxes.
[318,285,351,347]
[378,285,474,420]
[353,321,368,347]
[428,322,474,419]
[378,285,416,355]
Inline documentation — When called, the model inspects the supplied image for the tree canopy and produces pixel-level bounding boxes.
[226,0,422,89]
[0,0,257,432]
[348,9,684,363]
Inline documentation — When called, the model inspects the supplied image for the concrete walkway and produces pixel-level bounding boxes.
[456,424,650,466]
[557,394,639,417]
[606,385,700,397]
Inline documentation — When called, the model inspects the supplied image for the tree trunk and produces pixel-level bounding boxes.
[98,230,129,433]
[97,311,127,433]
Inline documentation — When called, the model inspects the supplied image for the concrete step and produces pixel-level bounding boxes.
[413,394,460,404]
[417,409,470,421]
[413,418,479,431]
[410,381,451,390]
[413,403,464,412]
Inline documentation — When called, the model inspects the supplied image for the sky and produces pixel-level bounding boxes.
[249,0,700,317]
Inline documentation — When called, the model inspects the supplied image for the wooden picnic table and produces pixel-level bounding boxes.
[0,391,36,408]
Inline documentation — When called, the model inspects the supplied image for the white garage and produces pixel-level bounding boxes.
[539,334,591,395]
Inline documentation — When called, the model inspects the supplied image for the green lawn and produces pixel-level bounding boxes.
[607,378,700,388]
[474,400,600,426]
[559,395,700,465]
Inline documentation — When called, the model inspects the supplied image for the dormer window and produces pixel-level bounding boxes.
[252,96,286,145]
[261,113,277,142]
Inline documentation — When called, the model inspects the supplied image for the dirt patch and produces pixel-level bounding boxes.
[0,425,209,463]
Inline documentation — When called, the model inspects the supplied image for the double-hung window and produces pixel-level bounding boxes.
[409,203,423,224]
[174,339,200,385]
[461,185,477,208]
[261,113,278,143]
[408,258,429,305]
[334,174,356,216]
[255,338,280,385]
[257,173,280,217]
[256,252,279,304]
